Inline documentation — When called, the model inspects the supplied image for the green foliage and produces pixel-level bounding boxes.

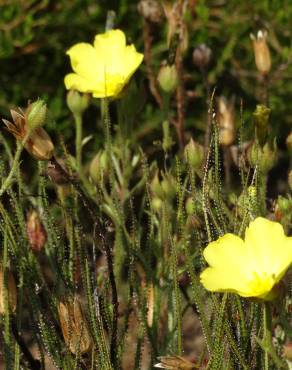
[0,1,291,369]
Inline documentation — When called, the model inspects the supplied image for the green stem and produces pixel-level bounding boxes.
[74,113,83,172]
[263,302,271,370]
[0,132,30,197]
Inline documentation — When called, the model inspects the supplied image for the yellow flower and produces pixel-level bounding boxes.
[64,29,144,98]
[200,217,292,299]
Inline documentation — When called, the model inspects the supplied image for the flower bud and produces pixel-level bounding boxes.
[152,197,162,212]
[253,105,271,147]
[0,266,17,314]
[67,90,90,117]
[137,0,164,23]
[192,44,212,69]
[217,96,236,146]
[185,197,194,215]
[289,170,292,191]
[151,172,164,199]
[89,151,108,184]
[58,296,92,354]
[157,64,178,94]
[250,30,271,75]
[276,196,292,216]
[25,127,54,160]
[184,138,204,169]
[247,141,278,174]
[26,210,47,252]
[150,171,176,201]
[286,131,292,153]
[27,100,47,130]
[161,174,176,201]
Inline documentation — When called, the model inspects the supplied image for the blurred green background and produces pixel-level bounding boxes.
[0,0,291,164]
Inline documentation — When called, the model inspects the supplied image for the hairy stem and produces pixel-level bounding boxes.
[74,113,83,173]
[0,132,30,197]
[11,318,41,370]
[49,156,119,368]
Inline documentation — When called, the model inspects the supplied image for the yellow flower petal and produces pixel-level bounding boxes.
[245,217,292,279]
[121,45,144,83]
[93,29,126,64]
[64,29,143,98]
[64,73,93,93]
[201,234,252,295]
[200,217,292,299]
[201,268,252,297]
[92,74,125,98]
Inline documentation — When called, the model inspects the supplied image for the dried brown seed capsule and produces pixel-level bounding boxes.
[289,171,292,191]
[217,96,236,146]
[137,0,164,23]
[162,1,189,53]
[45,160,69,185]
[2,102,54,160]
[0,266,17,314]
[154,355,198,369]
[192,44,212,69]
[58,296,92,354]
[286,131,292,152]
[26,210,47,252]
[250,30,271,75]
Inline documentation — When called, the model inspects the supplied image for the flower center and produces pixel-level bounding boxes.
[248,271,276,295]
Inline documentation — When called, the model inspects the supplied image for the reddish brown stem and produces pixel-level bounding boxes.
[143,21,163,108]
[175,46,186,149]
